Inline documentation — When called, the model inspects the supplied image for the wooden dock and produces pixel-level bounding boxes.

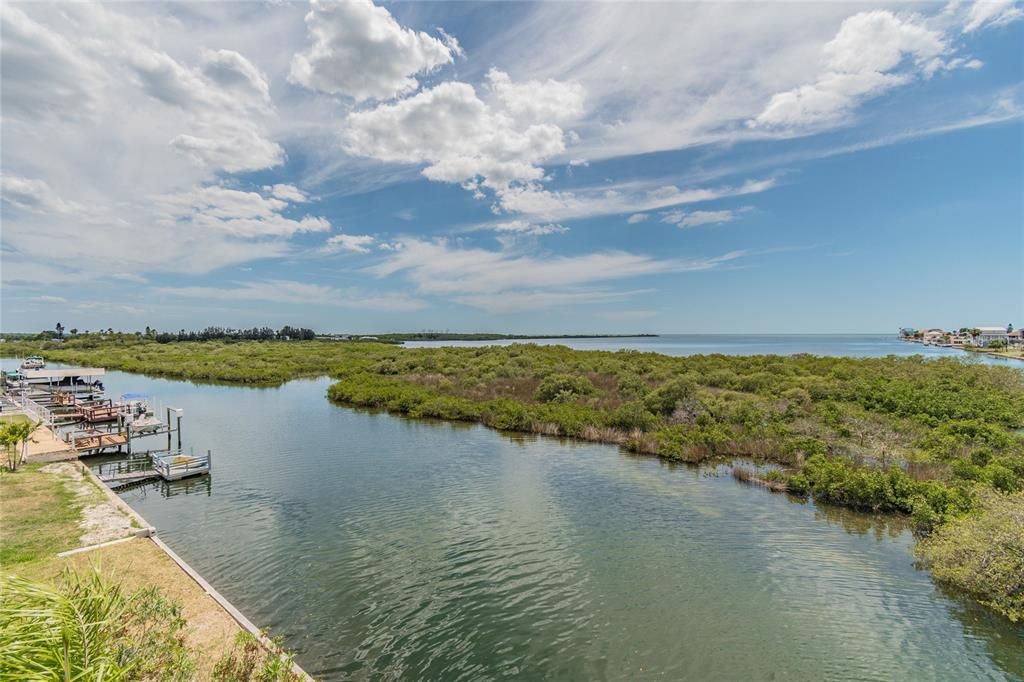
[68,431,128,452]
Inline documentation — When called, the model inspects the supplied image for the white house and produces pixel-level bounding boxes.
[975,326,1010,347]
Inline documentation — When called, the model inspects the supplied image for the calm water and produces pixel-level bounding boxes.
[48,367,1021,681]
[404,334,1019,365]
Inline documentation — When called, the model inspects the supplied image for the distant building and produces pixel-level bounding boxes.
[922,329,945,344]
[898,328,916,339]
[975,326,1010,347]
[1008,329,1022,346]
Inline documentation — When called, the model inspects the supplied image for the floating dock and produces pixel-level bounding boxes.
[97,451,212,490]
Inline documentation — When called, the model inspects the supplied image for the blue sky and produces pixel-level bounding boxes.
[2,1,1022,334]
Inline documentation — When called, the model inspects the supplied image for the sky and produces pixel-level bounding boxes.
[1,0,1022,335]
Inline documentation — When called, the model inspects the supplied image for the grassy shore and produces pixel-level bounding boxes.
[4,335,1023,620]
[0,461,301,679]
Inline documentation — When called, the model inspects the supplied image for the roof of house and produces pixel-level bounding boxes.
[976,326,1009,333]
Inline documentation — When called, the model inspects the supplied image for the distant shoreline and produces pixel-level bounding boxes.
[370,333,660,342]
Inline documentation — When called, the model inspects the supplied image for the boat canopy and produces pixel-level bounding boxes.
[121,393,148,400]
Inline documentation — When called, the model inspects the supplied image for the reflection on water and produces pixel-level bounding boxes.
[67,369,1024,681]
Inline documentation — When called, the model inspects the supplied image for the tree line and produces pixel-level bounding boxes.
[35,323,317,343]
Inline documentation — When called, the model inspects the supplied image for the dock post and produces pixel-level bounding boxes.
[177,414,183,451]
[167,408,172,452]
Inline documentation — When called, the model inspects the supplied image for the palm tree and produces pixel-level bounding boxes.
[1,420,37,470]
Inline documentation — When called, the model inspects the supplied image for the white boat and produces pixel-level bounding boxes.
[121,393,163,434]
[20,355,45,369]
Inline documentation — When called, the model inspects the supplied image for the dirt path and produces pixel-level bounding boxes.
[39,462,135,546]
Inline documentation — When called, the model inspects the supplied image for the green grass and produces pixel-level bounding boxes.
[0,414,32,426]
[0,464,83,566]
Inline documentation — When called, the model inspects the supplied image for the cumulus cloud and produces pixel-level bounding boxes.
[289,0,456,101]
[321,233,376,253]
[751,10,966,129]
[343,75,578,192]
[626,213,649,224]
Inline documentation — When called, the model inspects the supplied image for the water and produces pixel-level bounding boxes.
[47,367,1022,681]
[403,334,1020,365]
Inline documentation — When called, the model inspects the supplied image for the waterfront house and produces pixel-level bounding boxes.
[1008,329,1022,346]
[950,333,974,347]
[975,326,1010,347]
[922,329,946,344]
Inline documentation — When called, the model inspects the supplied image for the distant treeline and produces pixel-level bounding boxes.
[152,326,317,343]
[373,333,659,342]
[21,325,317,343]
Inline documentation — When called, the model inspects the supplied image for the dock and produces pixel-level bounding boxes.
[95,450,212,489]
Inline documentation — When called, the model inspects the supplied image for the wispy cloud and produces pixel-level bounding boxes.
[367,238,746,310]
[157,280,428,311]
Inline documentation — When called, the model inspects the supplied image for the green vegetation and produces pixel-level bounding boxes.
[916,490,1024,622]
[1,418,38,470]
[4,336,1023,619]
[0,463,86,566]
[0,569,301,680]
[0,569,196,680]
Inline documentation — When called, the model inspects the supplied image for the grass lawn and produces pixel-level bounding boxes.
[0,414,32,425]
[0,463,84,567]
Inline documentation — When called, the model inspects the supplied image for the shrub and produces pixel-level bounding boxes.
[0,569,195,680]
[916,490,1024,622]
[485,400,533,431]
[643,376,697,416]
[534,373,595,403]
[608,401,659,431]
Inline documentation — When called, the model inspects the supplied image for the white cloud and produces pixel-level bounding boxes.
[322,234,376,254]
[343,76,577,192]
[1,175,78,214]
[751,11,960,129]
[964,0,1024,32]
[268,184,309,202]
[158,280,428,311]
[367,238,746,310]
[661,208,748,228]
[626,213,649,224]
[0,5,105,122]
[289,0,455,101]
[485,68,584,125]
[31,295,68,305]
[152,186,330,238]
[491,220,568,236]
[496,177,775,222]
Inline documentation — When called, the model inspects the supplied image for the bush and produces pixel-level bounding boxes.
[916,490,1024,622]
[0,569,195,680]
[643,376,697,416]
[485,400,533,431]
[534,373,595,403]
[787,455,973,528]
[608,401,659,431]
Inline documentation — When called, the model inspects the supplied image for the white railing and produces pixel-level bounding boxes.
[153,451,211,480]
[16,394,54,428]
